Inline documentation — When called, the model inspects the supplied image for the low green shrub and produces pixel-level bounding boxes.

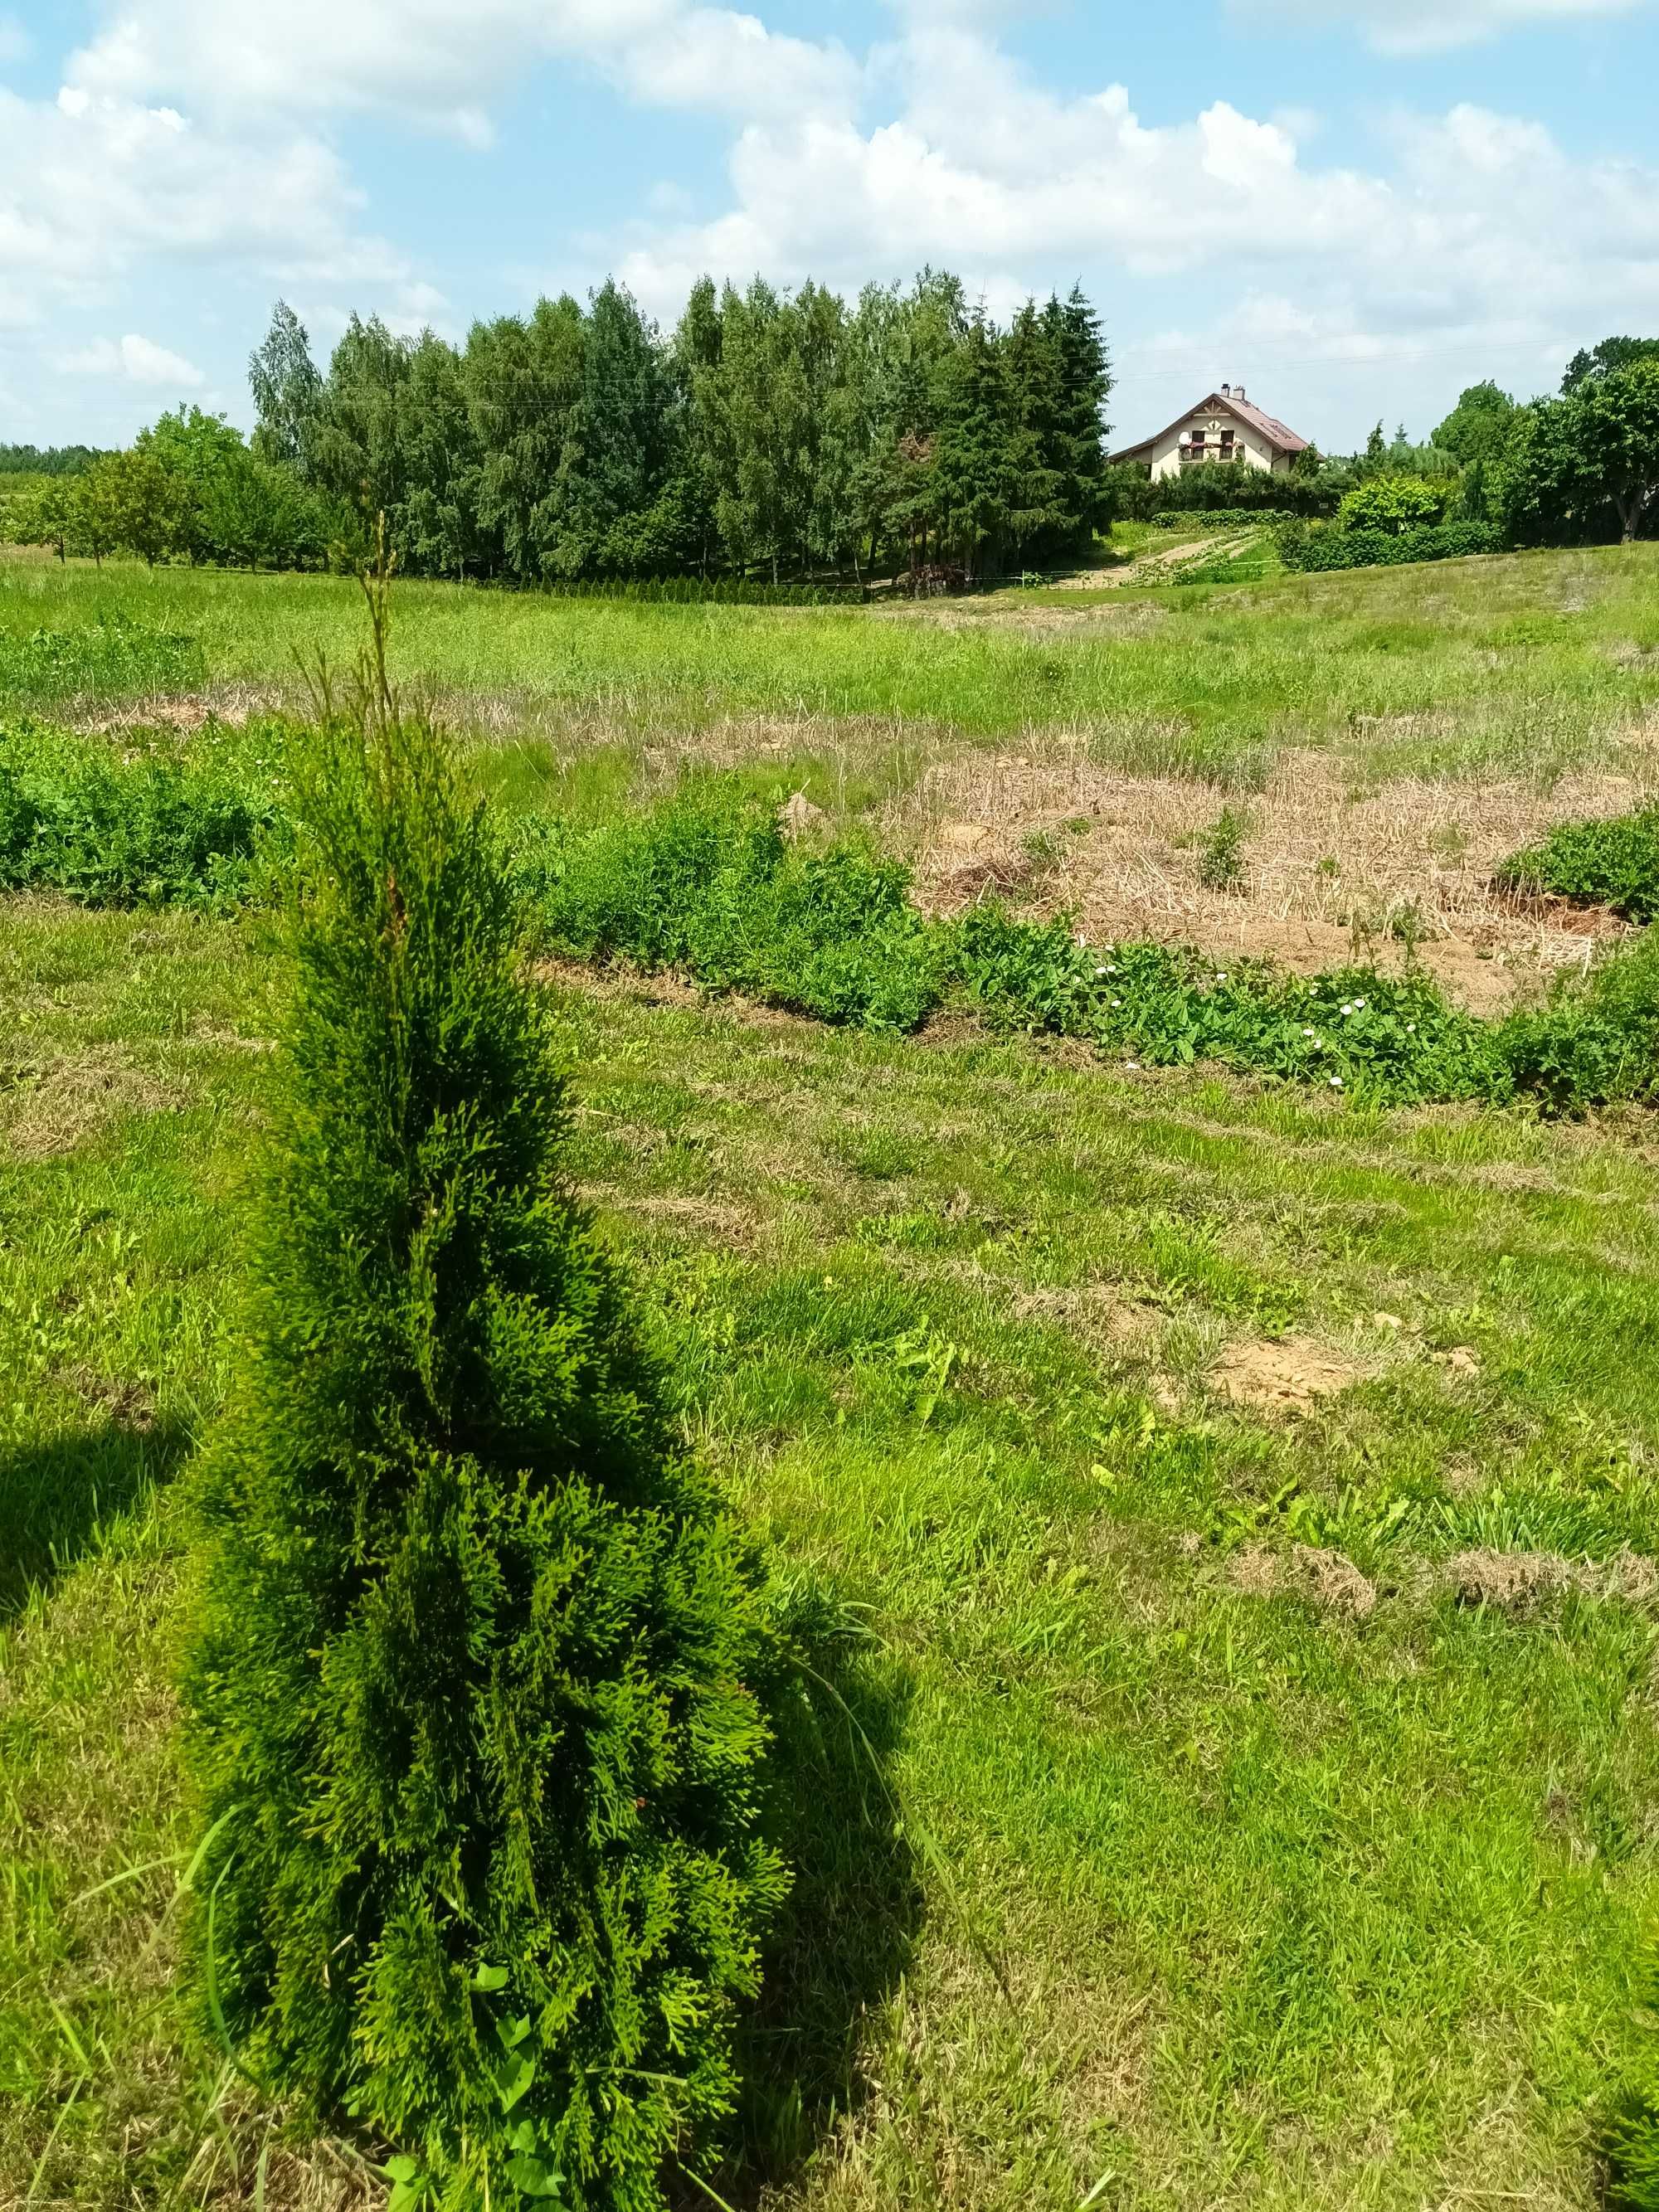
[0,716,289,907]
[1336,475,1452,535]
[1499,806,1659,924]
[0,615,204,703]
[182,638,786,2210]
[1279,521,1503,573]
[516,795,942,1031]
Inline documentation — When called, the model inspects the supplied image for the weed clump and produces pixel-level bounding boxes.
[1197,805,1248,892]
[0,717,289,907]
[180,600,786,2209]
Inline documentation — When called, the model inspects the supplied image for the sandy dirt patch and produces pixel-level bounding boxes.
[1209,1334,1367,1414]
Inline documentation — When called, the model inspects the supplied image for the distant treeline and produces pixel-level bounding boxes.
[0,276,1118,586]
[6,307,1657,586]
[0,443,107,478]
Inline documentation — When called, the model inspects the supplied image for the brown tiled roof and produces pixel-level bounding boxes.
[1111,390,1311,462]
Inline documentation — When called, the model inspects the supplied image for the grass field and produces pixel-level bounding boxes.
[5,549,1659,2210]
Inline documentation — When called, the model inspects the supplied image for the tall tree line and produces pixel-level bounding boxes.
[250,271,1113,583]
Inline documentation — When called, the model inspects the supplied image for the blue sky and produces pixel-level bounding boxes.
[2,0,1657,455]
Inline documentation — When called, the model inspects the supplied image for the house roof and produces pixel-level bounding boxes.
[1111,390,1311,463]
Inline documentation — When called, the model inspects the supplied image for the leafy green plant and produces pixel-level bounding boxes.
[0,617,204,706]
[0,715,289,907]
[180,586,786,2210]
[1499,805,1659,924]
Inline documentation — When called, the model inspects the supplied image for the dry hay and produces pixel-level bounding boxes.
[0,1045,186,1160]
[1228,1544,1378,1621]
[899,741,1654,1012]
[1447,1546,1659,1614]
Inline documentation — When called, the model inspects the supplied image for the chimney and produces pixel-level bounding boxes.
[1220,382,1230,396]
[1234,384,1245,401]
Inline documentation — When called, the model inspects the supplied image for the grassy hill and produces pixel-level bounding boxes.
[3,543,1659,2210]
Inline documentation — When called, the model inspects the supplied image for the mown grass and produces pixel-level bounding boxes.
[2,544,1657,790]
[5,897,1659,2209]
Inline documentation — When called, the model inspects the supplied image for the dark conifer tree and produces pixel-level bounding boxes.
[1052,286,1113,554]
[1003,299,1071,565]
[932,312,1019,577]
[182,580,787,2210]
[557,282,671,574]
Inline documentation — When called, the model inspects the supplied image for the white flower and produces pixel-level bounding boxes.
[1339,1002,1354,1015]
[1354,999,1366,1011]
[1301,1026,1317,1038]
[1125,1059,1140,1070]
[1095,965,1109,976]
[1406,1022,1417,1033]
[1112,998,1122,1008]
[1330,1075,1344,1088]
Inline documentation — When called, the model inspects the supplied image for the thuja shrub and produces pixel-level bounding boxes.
[181,611,787,2210]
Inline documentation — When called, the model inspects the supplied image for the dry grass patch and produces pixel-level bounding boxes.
[899,741,1656,1011]
[0,1043,186,1159]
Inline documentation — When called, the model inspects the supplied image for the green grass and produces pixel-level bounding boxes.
[2,542,1657,790]
[5,897,1659,2209]
[7,546,1659,2209]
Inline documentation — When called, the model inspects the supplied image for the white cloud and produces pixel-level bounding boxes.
[63,1,859,141]
[0,82,407,297]
[1239,0,1651,53]
[601,18,1659,443]
[59,331,206,385]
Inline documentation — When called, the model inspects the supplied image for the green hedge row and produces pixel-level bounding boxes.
[538,575,859,606]
[1152,508,1296,531]
[1277,521,1503,572]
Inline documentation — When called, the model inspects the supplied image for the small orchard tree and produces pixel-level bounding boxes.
[3,479,77,562]
[182,568,787,2210]
[1570,358,1659,542]
[104,448,192,566]
[1337,474,1452,535]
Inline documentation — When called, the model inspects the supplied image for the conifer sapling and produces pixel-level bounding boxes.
[182,564,786,2210]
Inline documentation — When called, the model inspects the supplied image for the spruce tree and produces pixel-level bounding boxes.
[932,313,1019,578]
[181,575,787,2210]
[1052,287,1112,555]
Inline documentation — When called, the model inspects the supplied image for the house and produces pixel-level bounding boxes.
[1111,384,1310,481]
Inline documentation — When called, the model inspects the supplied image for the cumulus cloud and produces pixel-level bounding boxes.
[0,80,407,298]
[1239,0,1651,52]
[63,0,859,141]
[58,330,206,385]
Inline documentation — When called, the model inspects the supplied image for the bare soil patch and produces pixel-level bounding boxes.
[901,742,1652,1011]
[1210,1334,1366,1414]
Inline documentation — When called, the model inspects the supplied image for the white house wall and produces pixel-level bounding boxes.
[1144,408,1287,482]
